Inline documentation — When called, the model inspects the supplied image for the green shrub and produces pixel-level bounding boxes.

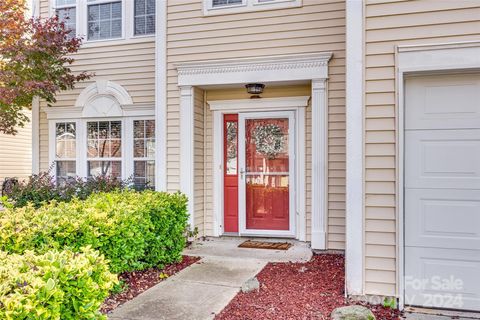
[1,168,130,209]
[0,247,117,320]
[0,190,189,273]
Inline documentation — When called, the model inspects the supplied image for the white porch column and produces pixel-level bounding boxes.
[179,86,195,229]
[311,78,328,250]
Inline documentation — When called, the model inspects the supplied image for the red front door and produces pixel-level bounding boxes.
[223,114,238,233]
[244,117,290,231]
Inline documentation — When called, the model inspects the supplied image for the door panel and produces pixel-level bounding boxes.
[238,112,294,235]
[223,114,238,233]
[405,74,480,311]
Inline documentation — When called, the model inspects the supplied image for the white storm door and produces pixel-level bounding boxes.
[238,111,296,237]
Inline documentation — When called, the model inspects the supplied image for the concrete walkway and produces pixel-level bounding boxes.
[109,237,312,320]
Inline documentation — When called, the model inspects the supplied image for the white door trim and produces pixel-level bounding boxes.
[238,111,296,238]
[396,41,480,310]
[210,97,307,240]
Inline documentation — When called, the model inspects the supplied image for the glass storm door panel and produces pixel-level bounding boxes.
[239,113,294,232]
[223,114,239,233]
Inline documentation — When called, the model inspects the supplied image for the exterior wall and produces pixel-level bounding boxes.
[167,0,346,249]
[38,1,156,171]
[0,112,32,184]
[194,87,205,234]
[364,0,480,297]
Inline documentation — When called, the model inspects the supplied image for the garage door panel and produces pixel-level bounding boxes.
[405,75,480,130]
[405,130,480,189]
[405,247,480,311]
[405,74,480,312]
[405,189,480,250]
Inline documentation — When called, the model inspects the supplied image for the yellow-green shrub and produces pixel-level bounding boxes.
[0,190,189,273]
[0,247,117,320]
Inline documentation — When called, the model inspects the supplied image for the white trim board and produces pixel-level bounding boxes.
[396,41,480,310]
[176,53,331,249]
[176,53,332,87]
[155,0,167,192]
[209,97,308,240]
[345,0,364,296]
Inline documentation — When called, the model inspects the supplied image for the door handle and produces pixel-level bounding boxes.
[239,169,245,180]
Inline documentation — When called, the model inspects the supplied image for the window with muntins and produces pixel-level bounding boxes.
[87,120,122,178]
[212,0,243,7]
[55,122,77,185]
[55,0,77,35]
[134,0,155,36]
[133,120,155,189]
[87,0,122,40]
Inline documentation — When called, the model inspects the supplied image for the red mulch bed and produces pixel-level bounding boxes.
[101,255,200,314]
[215,254,401,320]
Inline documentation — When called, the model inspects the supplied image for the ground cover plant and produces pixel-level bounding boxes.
[0,247,117,320]
[216,254,400,320]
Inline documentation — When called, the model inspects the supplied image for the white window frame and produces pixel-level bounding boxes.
[52,0,78,36]
[131,117,156,189]
[85,119,124,178]
[49,116,155,183]
[132,0,156,37]
[53,121,78,183]
[203,0,301,15]
[50,0,155,44]
[84,0,125,42]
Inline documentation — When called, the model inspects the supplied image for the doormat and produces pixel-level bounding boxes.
[238,240,292,250]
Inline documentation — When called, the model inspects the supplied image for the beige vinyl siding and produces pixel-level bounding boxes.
[194,87,205,235]
[38,1,156,172]
[167,0,346,246]
[364,0,480,297]
[0,112,32,183]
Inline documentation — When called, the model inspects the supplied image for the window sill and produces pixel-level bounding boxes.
[203,0,302,16]
[81,36,155,49]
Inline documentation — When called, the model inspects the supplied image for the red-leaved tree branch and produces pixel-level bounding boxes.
[0,0,92,135]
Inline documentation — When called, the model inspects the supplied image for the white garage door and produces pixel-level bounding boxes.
[405,74,480,311]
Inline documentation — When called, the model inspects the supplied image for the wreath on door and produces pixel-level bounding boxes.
[253,124,285,159]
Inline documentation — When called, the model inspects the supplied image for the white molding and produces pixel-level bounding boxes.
[310,79,328,250]
[176,53,332,86]
[296,107,306,241]
[179,86,195,229]
[31,97,40,174]
[395,41,480,310]
[203,0,301,16]
[75,80,133,108]
[208,96,310,111]
[345,0,364,296]
[212,111,224,237]
[155,0,167,192]
[42,104,154,120]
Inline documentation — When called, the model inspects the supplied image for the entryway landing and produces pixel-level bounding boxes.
[183,236,312,263]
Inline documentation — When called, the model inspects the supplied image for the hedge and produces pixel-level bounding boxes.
[0,190,189,273]
[0,247,117,320]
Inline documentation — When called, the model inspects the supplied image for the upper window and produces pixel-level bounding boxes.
[87,0,122,41]
[55,0,77,35]
[134,0,155,36]
[212,0,243,7]
[205,0,302,15]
